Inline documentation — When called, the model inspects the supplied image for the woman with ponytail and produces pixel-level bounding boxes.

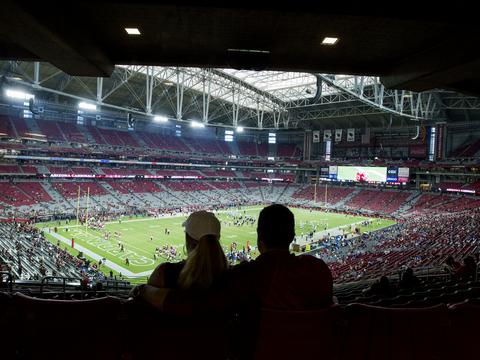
[144,210,227,291]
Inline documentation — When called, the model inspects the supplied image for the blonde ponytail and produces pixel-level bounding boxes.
[178,234,227,290]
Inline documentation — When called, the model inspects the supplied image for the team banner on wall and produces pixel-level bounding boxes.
[361,128,371,144]
[436,123,445,160]
[335,129,342,142]
[312,130,320,143]
[347,128,355,142]
[325,140,332,161]
[323,130,332,142]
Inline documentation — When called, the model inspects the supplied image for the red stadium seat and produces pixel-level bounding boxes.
[125,301,228,360]
[13,293,128,360]
[447,302,480,358]
[343,304,450,360]
[253,306,345,360]
[0,292,16,359]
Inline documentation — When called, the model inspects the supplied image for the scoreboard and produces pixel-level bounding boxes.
[318,165,409,184]
[387,166,410,184]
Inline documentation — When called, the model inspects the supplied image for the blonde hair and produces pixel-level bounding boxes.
[178,234,227,290]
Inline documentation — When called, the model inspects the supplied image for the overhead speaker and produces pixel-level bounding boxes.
[29,98,39,115]
[127,113,135,129]
[95,114,101,121]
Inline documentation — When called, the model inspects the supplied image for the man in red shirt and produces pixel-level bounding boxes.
[222,204,332,310]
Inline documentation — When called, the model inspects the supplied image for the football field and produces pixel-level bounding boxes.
[38,206,395,279]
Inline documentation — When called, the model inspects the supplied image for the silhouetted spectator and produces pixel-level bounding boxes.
[369,276,393,297]
[399,268,421,289]
[444,256,461,275]
[453,256,477,282]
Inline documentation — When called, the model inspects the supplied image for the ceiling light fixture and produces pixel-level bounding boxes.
[153,115,168,123]
[5,89,34,100]
[125,28,141,35]
[321,37,339,45]
[78,102,97,111]
[191,121,205,128]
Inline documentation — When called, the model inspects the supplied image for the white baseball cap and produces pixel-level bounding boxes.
[182,211,221,241]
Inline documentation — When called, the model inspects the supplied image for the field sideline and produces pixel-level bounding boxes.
[38,206,395,278]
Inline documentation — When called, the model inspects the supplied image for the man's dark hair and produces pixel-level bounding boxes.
[257,204,295,249]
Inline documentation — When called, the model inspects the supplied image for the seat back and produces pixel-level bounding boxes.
[0,292,16,359]
[125,301,228,360]
[254,306,345,360]
[343,304,449,360]
[447,302,480,358]
[13,293,127,360]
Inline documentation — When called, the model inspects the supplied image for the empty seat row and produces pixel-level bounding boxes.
[1,292,478,360]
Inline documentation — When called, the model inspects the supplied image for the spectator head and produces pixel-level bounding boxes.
[403,267,414,278]
[257,204,295,253]
[464,256,476,272]
[379,276,390,287]
[179,211,227,290]
[445,256,455,266]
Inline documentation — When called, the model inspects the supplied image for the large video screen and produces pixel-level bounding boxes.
[337,166,387,183]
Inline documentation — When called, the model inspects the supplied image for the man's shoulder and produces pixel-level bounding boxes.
[293,255,332,279]
[296,254,329,266]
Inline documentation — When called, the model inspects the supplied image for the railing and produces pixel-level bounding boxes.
[104,278,133,291]
[39,276,81,298]
[125,276,148,286]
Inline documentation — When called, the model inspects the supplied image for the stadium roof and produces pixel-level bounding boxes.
[218,70,317,103]
[1,2,480,129]
[1,1,479,95]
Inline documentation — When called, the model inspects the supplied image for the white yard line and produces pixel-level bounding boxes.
[67,228,156,260]
[46,230,144,277]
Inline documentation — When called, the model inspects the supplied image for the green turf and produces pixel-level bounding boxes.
[37,206,395,277]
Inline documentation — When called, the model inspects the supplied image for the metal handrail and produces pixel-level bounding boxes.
[39,276,81,298]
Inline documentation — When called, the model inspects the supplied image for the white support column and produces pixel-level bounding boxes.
[96,77,103,103]
[145,66,154,115]
[33,61,40,85]
[176,68,184,120]
[424,93,432,118]
[256,99,264,129]
[282,111,290,129]
[358,76,365,96]
[273,108,280,129]
[232,88,240,127]
[202,70,211,123]
[379,84,384,106]
[414,93,422,117]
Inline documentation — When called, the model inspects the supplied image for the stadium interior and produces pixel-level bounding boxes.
[1,2,480,359]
